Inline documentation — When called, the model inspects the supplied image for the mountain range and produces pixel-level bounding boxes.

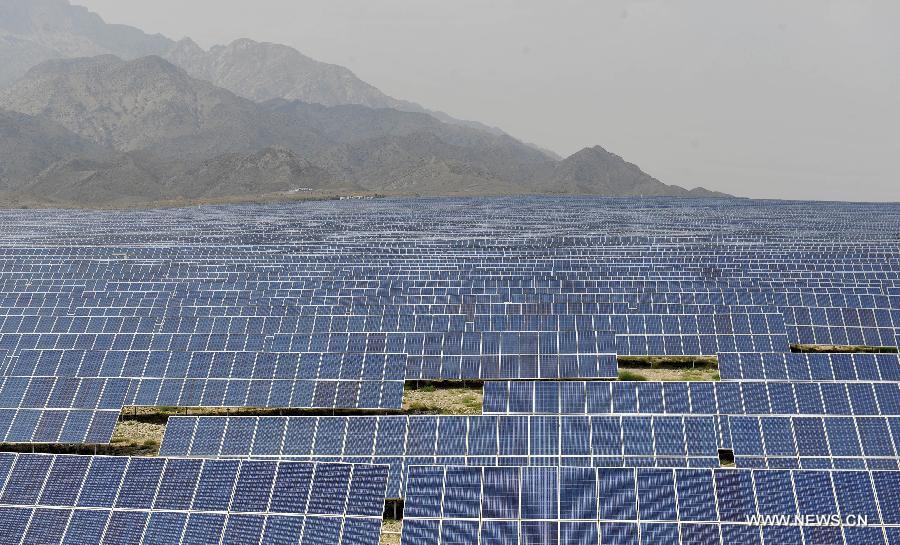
[0,0,730,206]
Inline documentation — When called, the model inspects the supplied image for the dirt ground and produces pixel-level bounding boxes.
[403,384,483,414]
[109,419,166,456]
[381,520,402,545]
[792,344,898,354]
[618,365,720,382]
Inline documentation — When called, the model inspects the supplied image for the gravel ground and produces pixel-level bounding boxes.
[619,365,719,382]
[403,385,483,414]
[381,520,402,545]
[109,420,166,456]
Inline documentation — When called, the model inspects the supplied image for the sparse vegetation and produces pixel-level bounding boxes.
[617,355,719,368]
[109,420,165,456]
[403,383,483,415]
[618,370,648,381]
[791,344,898,354]
[381,520,402,545]
[617,355,720,382]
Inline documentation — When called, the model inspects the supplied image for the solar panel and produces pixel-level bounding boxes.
[159,415,723,497]
[274,331,619,380]
[0,452,387,545]
[7,350,407,410]
[401,465,898,544]
[719,352,900,382]
[481,380,900,416]
[1,197,899,531]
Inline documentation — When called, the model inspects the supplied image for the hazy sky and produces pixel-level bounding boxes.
[76,0,899,201]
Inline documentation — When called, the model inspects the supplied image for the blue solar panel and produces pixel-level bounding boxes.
[0,452,387,545]
[401,465,899,544]
[159,415,724,497]
[482,380,900,416]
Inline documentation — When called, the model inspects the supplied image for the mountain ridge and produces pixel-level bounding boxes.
[0,0,734,205]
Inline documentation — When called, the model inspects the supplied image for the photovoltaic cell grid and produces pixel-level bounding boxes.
[0,452,387,545]
[271,331,620,380]
[718,352,900,381]
[481,380,900,417]
[7,350,407,410]
[780,306,899,347]
[401,465,900,545]
[0,408,118,444]
[158,414,725,497]
[157,412,900,496]
[0,198,899,535]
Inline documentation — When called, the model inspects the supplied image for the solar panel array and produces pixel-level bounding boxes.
[481,380,900,416]
[10,349,407,410]
[0,197,898,541]
[159,415,723,497]
[401,465,899,545]
[0,452,387,545]
[719,352,900,382]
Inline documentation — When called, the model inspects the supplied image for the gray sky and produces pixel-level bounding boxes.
[77,0,899,201]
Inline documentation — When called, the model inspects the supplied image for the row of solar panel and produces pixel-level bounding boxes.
[269,331,617,355]
[401,466,899,545]
[158,415,724,497]
[635,291,900,309]
[718,352,900,382]
[481,380,900,416]
[781,306,899,327]
[6,348,618,382]
[786,325,898,348]
[165,413,900,467]
[0,298,900,355]
[0,333,275,354]
[0,311,793,335]
[0,453,387,545]
[612,334,790,355]
[403,354,618,380]
[126,378,403,410]
[0,409,119,444]
[0,375,403,413]
[0,321,636,355]
[10,350,408,381]
[727,415,900,469]
[157,414,900,496]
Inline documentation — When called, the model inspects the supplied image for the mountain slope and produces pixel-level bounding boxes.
[541,146,728,197]
[0,55,325,159]
[20,147,353,206]
[163,38,528,143]
[0,0,172,87]
[164,148,351,199]
[0,55,731,204]
[0,107,108,191]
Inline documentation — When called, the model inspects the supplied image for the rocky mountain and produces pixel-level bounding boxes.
[0,107,108,191]
[164,148,348,199]
[165,38,410,110]
[0,0,171,87]
[0,0,732,205]
[0,54,729,205]
[0,0,518,142]
[162,37,520,142]
[541,146,730,197]
[0,55,325,160]
[22,147,352,206]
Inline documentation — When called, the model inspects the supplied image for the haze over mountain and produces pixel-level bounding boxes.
[0,0,730,205]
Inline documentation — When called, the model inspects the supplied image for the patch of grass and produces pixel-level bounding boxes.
[618,370,648,381]
[792,344,898,354]
[680,368,720,382]
[402,384,483,415]
[618,355,719,369]
[381,519,402,545]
